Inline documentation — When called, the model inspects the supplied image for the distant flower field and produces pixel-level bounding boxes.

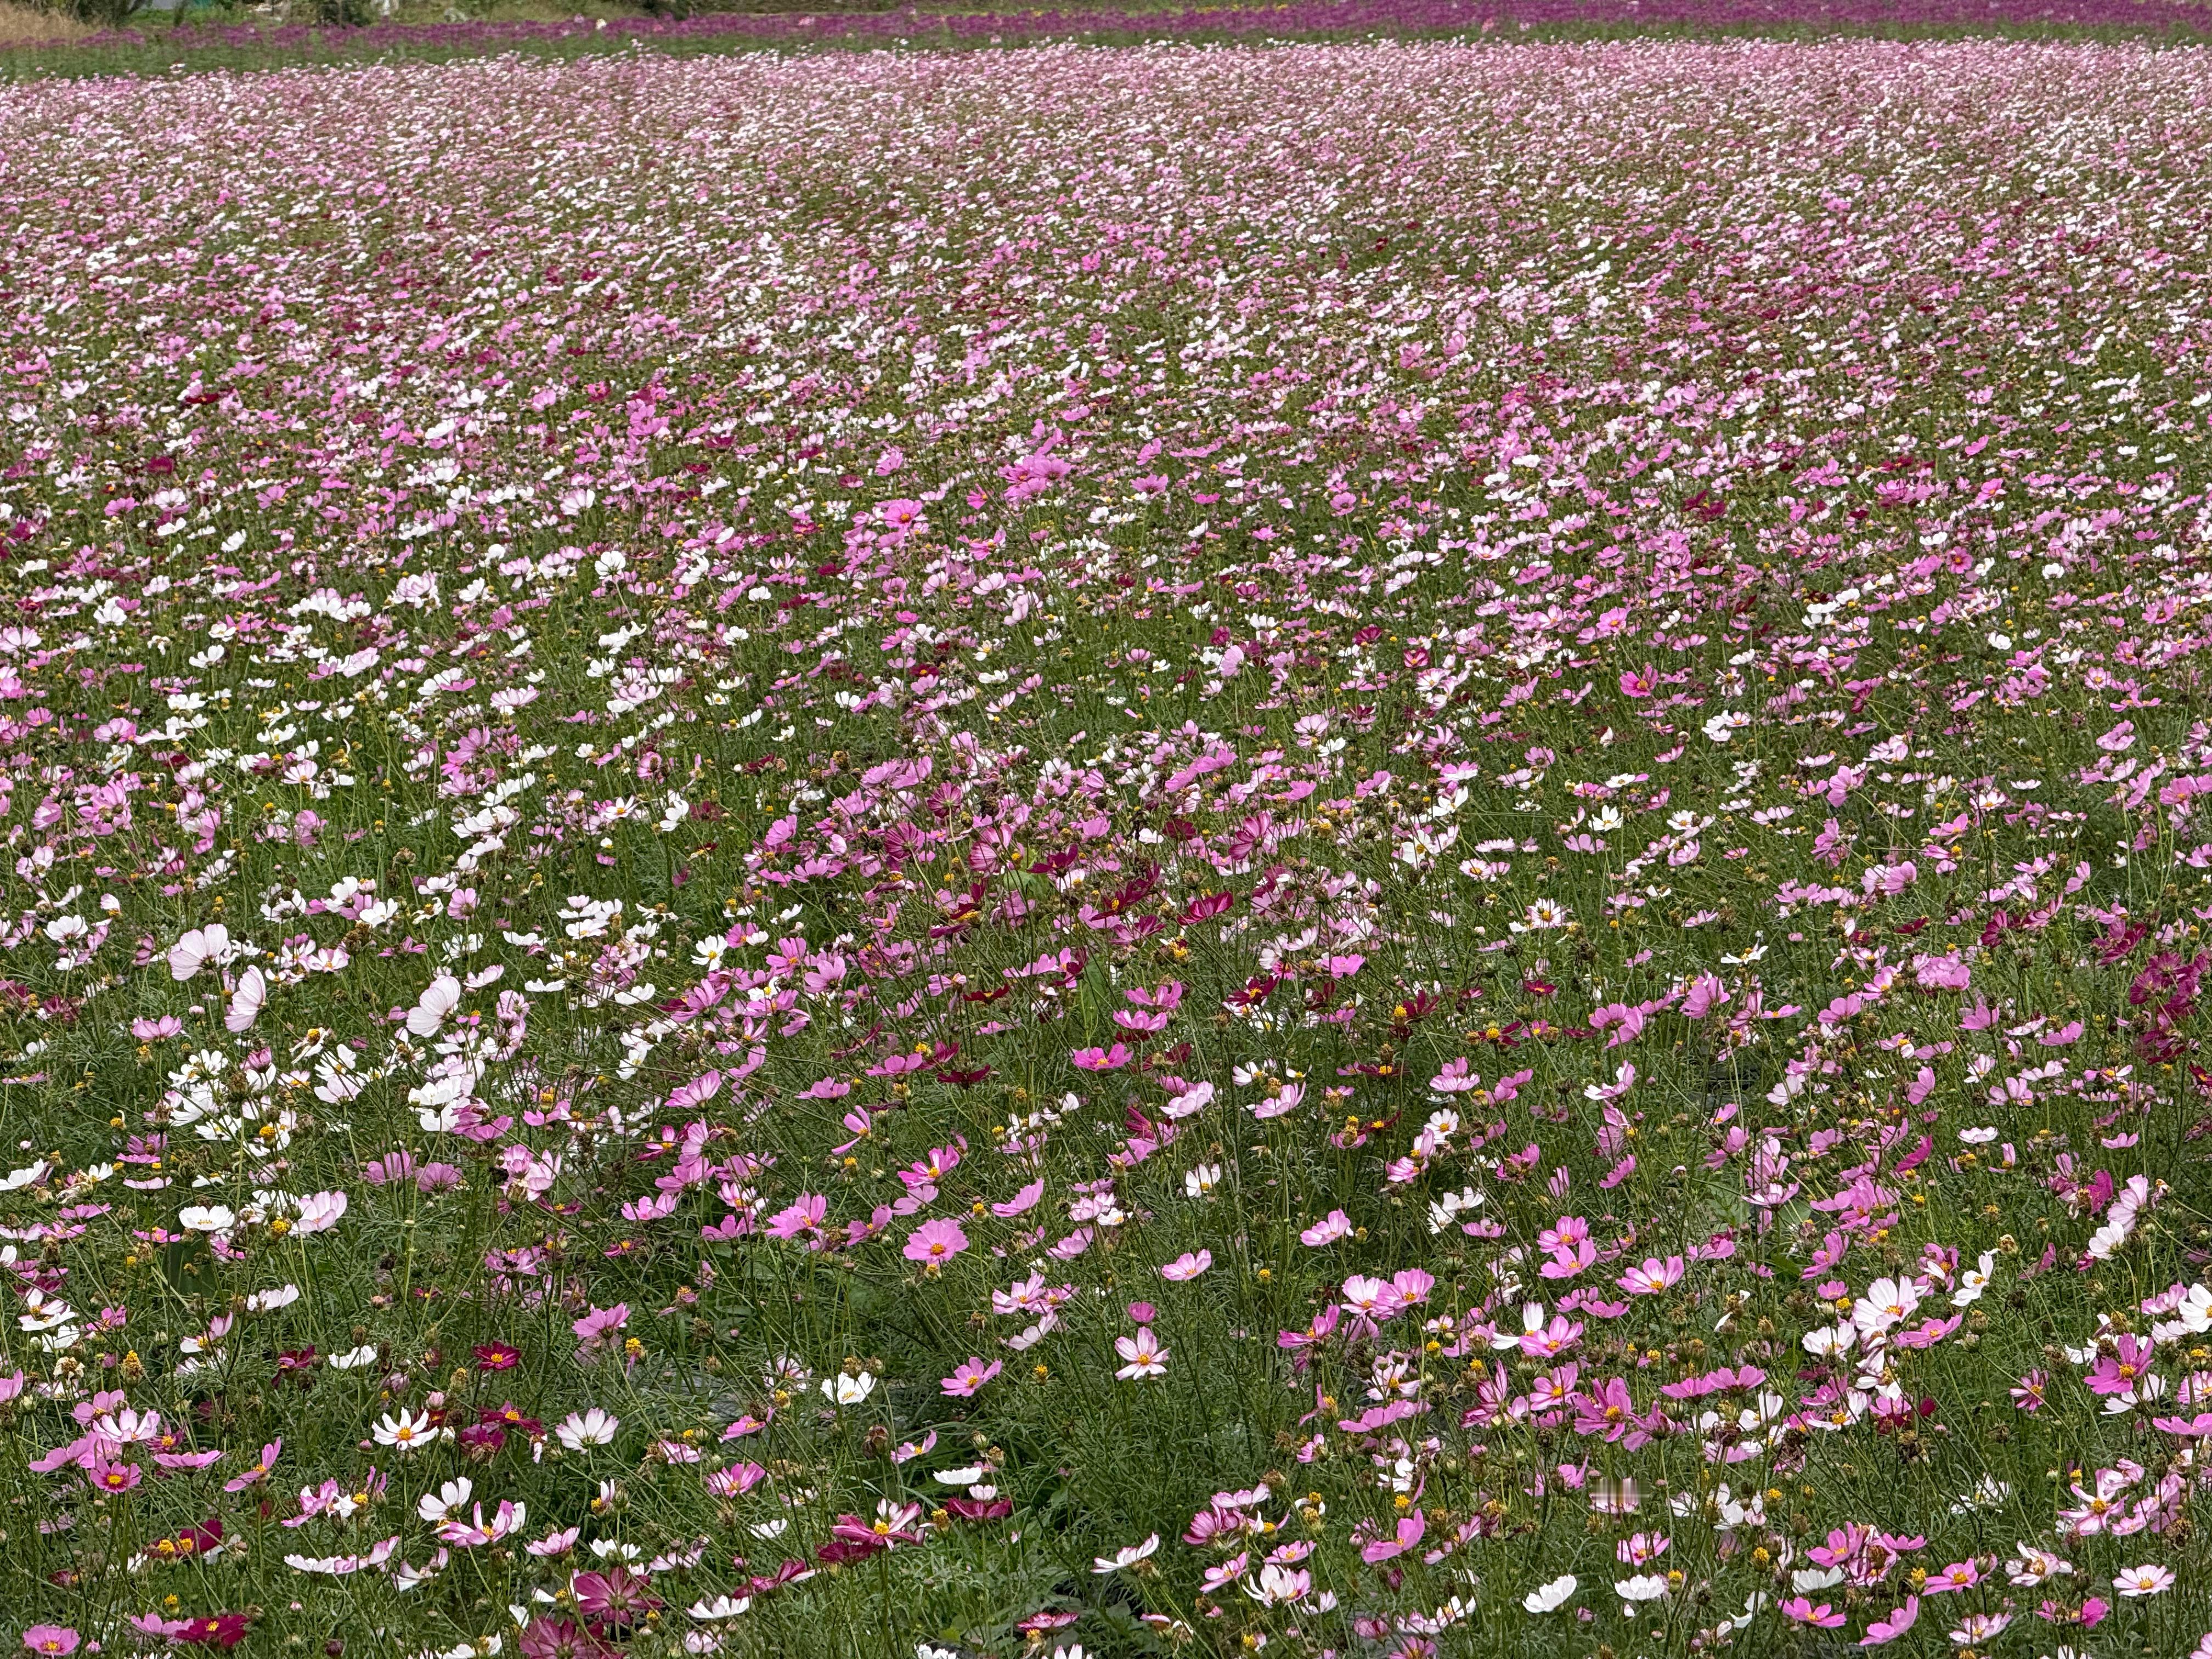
[1,34,2210,1659]
[14,0,2212,86]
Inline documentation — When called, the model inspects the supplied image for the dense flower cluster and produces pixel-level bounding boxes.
[0,34,2208,1659]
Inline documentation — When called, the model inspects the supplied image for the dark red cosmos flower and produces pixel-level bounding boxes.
[1391,989,1441,1023]
[945,1496,1013,1521]
[150,1517,224,1562]
[744,1558,814,1595]
[1225,974,1279,1008]
[1181,890,1234,924]
[178,1615,251,1649]
[472,1341,522,1372]
[275,1347,317,1385]
[457,1423,507,1457]
[480,1401,543,1437]
[1341,1059,1403,1080]
[831,1511,924,1550]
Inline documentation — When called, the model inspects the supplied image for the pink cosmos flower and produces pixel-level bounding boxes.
[1429,1057,1480,1092]
[1519,1314,1584,1358]
[764,1194,828,1245]
[1573,1378,1655,1448]
[86,1458,143,1493]
[903,1217,969,1267]
[1160,1249,1211,1282]
[293,1190,348,1235]
[1861,1595,1918,1645]
[1340,1274,1403,1323]
[1616,1256,1685,1296]
[1923,1558,1984,1595]
[517,1617,613,1659]
[705,1462,766,1498]
[941,1357,1002,1398]
[1359,1510,1425,1564]
[1781,1598,1847,1628]
[571,1565,662,1624]
[571,1303,629,1361]
[1299,1210,1352,1246]
[2085,1333,2155,1396]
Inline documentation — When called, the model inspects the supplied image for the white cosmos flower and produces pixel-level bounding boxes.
[1523,1574,1578,1613]
[687,1596,753,1621]
[555,1408,620,1451]
[1510,899,1571,933]
[1852,1276,1920,1334]
[373,1408,447,1452]
[1953,1252,1996,1307]
[407,973,464,1037]
[1092,1533,1160,1573]
[1802,1321,1856,1358]
[2112,1564,2174,1598]
[418,1477,474,1523]
[19,1287,75,1333]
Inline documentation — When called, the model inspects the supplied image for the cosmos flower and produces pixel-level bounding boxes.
[373,1410,447,1454]
[554,1410,620,1452]
[902,1218,970,1267]
[1114,1328,1169,1381]
[940,1357,1002,1398]
[1523,1575,1577,1613]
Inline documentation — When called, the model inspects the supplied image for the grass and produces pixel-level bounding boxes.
[0,2,92,43]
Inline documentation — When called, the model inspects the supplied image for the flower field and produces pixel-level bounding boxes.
[2,33,2212,1659]
[16,0,2212,84]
